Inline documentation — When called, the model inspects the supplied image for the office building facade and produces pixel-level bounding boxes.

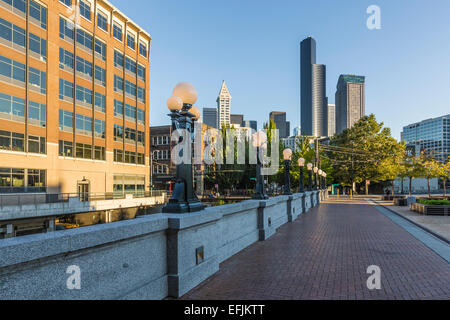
[335,75,365,134]
[300,37,327,137]
[0,0,151,194]
[327,104,336,137]
[243,120,257,132]
[401,114,450,163]
[217,80,231,128]
[150,125,174,190]
[202,107,217,129]
[230,114,243,127]
[270,111,290,138]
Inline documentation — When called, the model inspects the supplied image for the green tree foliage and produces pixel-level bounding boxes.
[328,114,405,192]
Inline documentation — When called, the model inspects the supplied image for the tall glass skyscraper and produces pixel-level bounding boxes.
[300,37,327,137]
[335,75,365,134]
[401,114,450,162]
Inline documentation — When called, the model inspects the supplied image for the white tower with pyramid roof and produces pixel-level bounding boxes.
[216,80,232,128]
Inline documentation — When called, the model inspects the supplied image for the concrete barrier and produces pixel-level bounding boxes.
[0,191,322,300]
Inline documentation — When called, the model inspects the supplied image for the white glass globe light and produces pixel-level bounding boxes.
[167,96,183,112]
[313,167,318,173]
[190,106,201,120]
[307,163,313,171]
[298,157,305,167]
[318,169,323,176]
[283,148,292,161]
[252,131,267,148]
[172,82,198,105]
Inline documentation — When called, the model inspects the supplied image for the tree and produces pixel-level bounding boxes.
[328,114,405,194]
[421,157,441,198]
[439,157,450,198]
[399,154,426,196]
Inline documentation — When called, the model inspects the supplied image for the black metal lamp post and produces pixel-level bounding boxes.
[298,157,305,193]
[162,82,204,213]
[313,166,318,190]
[318,169,323,189]
[323,172,327,189]
[283,148,292,195]
[307,163,313,191]
[252,131,268,200]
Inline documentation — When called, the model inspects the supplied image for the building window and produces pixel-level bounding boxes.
[58,140,73,157]
[94,146,105,160]
[59,17,74,41]
[28,66,46,94]
[137,64,145,82]
[114,50,124,68]
[28,101,46,127]
[59,48,74,70]
[94,38,106,61]
[59,110,73,132]
[114,124,123,141]
[125,57,136,75]
[59,0,71,7]
[138,86,145,104]
[125,103,136,121]
[137,109,145,125]
[94,92,105,113]
[114,100,123,117]
[0,55,25,84]
[27,135,46,154]
[76,114,92,136]
[113,23,122,41]
[29,0,47,29]
[0,0,26,14]
[0,17,26,49]
[94,119,105,138]
[76,28,93,51]
[126,33,135,50]
[76,85,92,106]
[28,33,46,60]
[59,78,73,101]
[0,168,46,193]
[0,130,24,152]
[27,169,46,191]
[94,65,105,86]
[76,56,92,78]
[79,0,90,20]
[139,42,147,58]
[125,80,136,98]
[114,75,123,93]
[137,130,145,147]
[0,92,25,123]
[76,142,92,159]
[97,12,107,32]
[125,127,136,144]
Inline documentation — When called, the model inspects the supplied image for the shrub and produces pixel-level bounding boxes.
[417,200,450,206]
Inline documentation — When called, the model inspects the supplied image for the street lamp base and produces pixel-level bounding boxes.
[162,199,204,213]
[252,193,269,200]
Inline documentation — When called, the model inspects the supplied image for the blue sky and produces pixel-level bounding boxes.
[110,0,450,139]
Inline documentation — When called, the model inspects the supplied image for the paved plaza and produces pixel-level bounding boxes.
[182,198,450,300]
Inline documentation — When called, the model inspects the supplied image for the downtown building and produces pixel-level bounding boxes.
[202,107,217,129]
[401,114,450,163]
[0,0,151,194]
[327,103,336,137]
[217,80,231,128]
[269,111,290,138]
[335,75,365,134]
[300,37,327,137]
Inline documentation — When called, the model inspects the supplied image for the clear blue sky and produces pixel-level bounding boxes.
[110,0,450,140]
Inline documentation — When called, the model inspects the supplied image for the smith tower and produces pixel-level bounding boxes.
[217,80,231,128]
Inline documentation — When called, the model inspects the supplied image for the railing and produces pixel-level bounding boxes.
[0,190,167,209]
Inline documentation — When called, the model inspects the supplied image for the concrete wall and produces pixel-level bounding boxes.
[0,191,322,300]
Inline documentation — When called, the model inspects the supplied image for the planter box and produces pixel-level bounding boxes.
[394,198,408,206]
[410,202,450,216]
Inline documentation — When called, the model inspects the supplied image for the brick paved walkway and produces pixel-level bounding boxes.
[182,199,450,300]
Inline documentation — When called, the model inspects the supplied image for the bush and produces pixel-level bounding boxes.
[417,200,450,206]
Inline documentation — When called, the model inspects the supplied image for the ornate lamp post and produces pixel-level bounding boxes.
[283,149,292,195]
[323,172,327,189]
[162,82,204,213]
[313,167,318,190]
[307,163,313,191]
[252,131,268,200]
[298,157,305,193]
[318,169,323,189]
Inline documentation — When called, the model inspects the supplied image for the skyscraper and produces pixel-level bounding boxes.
[230,114,244,127]
[203,108,217,128]
[217,80,231,128]
[270,111,290,138]
[327,104,336,137]
[335,75,365,134]
[300,37,327,137]
[242,120,257,131]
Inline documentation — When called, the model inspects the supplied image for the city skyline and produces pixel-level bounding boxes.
[109,0,450,141]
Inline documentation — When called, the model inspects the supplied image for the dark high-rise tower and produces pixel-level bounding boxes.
[300,37,327,137]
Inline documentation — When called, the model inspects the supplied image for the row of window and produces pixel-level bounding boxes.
[0,92,46,126]
[59,78,105,112]
[59,140,105,161]
[153,165,169,175]
[0,55,46,94]
[113,75,145,103]
[0,129,46,154]
[0,17,47,60]
[113,99,145,124]
[59,109,105,138]
[152,136,171,146]
[153,150,170,160]
[113,149,145,165]
[1,0,47,29]
[0,167,46,191]
[113,51,146,82]
[114,124,145,146]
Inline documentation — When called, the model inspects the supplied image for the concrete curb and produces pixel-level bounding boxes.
[373,201,450,245]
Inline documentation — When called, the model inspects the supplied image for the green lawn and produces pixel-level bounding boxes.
[417,200,450,206]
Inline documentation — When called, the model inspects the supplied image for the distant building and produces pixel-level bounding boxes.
[282,136,301,152]
[335,75,365,134]
[293,126,301,136]
[243,120,257,132]
[401,114,450,163]
[230,114,244,127]
[217,81,231,128]
[270,111,290,138]
[300,37,327,137]
[327,104,336,137]
[203,108,218,128]
[150,125,175,190]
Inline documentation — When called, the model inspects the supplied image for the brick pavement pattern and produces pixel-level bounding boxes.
[182,199,450,300]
